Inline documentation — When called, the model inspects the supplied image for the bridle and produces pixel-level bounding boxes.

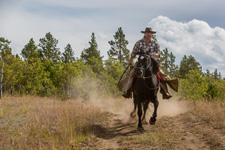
[136,54,152,78]
[136,54,160,90]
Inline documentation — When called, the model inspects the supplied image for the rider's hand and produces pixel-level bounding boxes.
[151,53,160,57]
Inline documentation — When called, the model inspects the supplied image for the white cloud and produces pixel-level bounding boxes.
[148,16,225,76]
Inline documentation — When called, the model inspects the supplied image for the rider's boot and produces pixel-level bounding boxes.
[122,88,132,98]
[160,82,172,99]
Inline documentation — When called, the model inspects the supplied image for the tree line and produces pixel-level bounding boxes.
[0,27,224,101]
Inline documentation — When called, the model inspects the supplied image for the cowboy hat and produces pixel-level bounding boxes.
[141,27,156,34]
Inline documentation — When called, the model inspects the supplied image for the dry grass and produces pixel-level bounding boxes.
[191,100,225,131]
[0,96,106,150]
[132,131,177,149]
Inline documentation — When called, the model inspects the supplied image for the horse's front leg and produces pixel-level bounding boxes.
[137,101,144,130]
[149,97,159,125]
[130,99,137,118]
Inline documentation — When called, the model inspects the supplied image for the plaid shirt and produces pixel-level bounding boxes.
[131,38,160,57]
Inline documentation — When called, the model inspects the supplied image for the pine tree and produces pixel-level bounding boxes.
[160,48,178,77]
[62,44,75,63]
[205,69,212,79]
[0,37,12,98]
[168,52,178,77]
[213,69,219,80]
[81,33,102,63]
[81,33,103,74]
[0,37,11,56]
[179,55,202,78]
[108,27,130,65]
[38,32,61,63]
[160,48,170,73]
[21,38,39,63]
[218,72,222,79]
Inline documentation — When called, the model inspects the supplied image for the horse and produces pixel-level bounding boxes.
[131,52,160,130]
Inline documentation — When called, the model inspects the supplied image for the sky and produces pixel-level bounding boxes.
[0,0,225,77]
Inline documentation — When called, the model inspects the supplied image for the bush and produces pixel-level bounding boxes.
[179,70,225,101]
[179,70,207,100]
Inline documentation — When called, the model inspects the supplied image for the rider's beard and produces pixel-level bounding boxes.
[144,35,151,40]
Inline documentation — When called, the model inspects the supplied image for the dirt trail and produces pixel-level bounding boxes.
[87,96,225,150]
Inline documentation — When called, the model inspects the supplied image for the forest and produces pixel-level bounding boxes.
[0,27,224,101]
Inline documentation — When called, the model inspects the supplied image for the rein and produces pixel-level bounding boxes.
[136,57,159,90]
[136,73,160,90]
[117,65,129,88]
[143,75,160,90]
[137,56,152,77]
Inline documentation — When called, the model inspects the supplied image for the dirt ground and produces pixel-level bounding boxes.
[0,96,224,150]
[86,96,225,150]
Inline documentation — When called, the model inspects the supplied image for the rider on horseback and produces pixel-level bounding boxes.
[121,27,178,99]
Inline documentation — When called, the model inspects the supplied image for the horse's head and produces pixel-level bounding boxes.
[135,52,160,78]
[136,53,150,78]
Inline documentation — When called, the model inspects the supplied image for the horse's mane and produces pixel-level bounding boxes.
[150,56,160,74]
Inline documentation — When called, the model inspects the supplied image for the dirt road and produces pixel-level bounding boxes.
[87,97,225,150]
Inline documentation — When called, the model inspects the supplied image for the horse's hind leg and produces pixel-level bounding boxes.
[150,98,159,125]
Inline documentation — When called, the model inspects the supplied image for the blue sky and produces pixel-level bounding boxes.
[1,0,225,77]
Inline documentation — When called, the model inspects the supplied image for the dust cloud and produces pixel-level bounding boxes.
[70,75,188,122]
[152,95,189,119]
[85,93,189,123]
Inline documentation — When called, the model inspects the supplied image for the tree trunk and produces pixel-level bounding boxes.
[0,57,3,98]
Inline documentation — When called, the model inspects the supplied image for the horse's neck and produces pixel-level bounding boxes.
[145,68,153,77]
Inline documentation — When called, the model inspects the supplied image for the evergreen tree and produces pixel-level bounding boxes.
[0,37,11,56]
[160,48,178,77]
[108,27,130,65]
[62,44,75,63]
[21,38,39,63]
[0,37,12,98]
[160,48,170,73]
[205,69,213,79]
[38,32,61,63]
[168,51,178,77]
[213,69,219,80]
[81,33,103,73]
[81,33,102,63]
[179,55,202,78]
[218,72,222,79]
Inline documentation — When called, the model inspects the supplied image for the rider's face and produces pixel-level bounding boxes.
[144,32,152,40]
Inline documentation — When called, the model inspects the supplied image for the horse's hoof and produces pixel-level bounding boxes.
[150,121,155,125]
[137,126,144,132]
[149,117,156,125]
[130,112,136,118]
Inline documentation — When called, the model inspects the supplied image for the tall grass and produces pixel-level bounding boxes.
[0,97,106,149]
[191,100,225,130]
